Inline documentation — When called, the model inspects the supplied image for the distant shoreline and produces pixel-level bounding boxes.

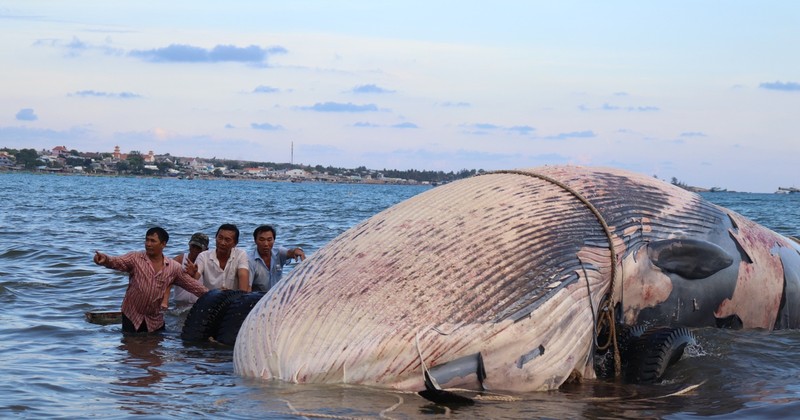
[4,166,796,194]
[0,167,434,186]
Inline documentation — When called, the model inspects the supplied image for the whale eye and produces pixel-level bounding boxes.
[647,239,734,279]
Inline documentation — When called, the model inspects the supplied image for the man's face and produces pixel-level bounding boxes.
[255,231,275,256]
[188,244,205,259]
[216,229,237,253]
[144,233,166,258]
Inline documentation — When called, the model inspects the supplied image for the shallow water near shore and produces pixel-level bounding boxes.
[1,172,799,419]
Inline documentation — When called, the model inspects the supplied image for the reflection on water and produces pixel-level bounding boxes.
[115,334,167,390]
[0,174,799,418]
[112,334,170,417]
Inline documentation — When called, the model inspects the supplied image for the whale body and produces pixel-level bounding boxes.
[233,165,800,392]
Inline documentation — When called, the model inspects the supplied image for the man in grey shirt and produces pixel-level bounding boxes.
[248,224,306,292]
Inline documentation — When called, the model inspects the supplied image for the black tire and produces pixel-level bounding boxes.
[181,289,246,342]
[617,324,647,349]
[623,326,695,383]
[594,323,647,378]
[215,292,266,346]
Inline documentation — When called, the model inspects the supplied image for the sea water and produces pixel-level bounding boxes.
[1,172,799,419]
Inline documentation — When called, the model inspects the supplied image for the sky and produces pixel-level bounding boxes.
[1,1,799,192]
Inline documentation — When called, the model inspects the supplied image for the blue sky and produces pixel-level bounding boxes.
[1,1,798,192]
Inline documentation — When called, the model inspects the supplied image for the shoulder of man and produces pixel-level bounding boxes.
[233,248,250,267]
[121,250,147,261]
[277,246,290,259]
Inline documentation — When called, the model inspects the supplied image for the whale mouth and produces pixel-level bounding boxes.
[714,314,743,329]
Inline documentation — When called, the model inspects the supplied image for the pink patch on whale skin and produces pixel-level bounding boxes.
[714,212,785,329]
[620,245,673,324]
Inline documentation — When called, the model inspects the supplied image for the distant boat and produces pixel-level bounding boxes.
[709,187,727,192]
[776,187,800,194]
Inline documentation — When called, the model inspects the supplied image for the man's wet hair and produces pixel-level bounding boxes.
[146,227,169,243]
[216,223,240,243]
[253,224,277,240]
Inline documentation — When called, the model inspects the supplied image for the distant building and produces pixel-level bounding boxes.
[0,152,14,167]
[52,146,69,156]
[188,158,211,172]
[243,167,267,176]
[286,169,310,178]
[312,173,338,182]
[38,154,59,164]
[112,146,128,161]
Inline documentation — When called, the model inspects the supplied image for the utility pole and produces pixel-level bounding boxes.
[291,141,294,165]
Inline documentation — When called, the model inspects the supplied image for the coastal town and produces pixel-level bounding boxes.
[0,145,478,185]
[3,145,798,193]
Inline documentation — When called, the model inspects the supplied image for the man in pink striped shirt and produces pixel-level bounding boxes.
[94,227,208,333]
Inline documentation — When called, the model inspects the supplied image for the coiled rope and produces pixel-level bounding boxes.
[484,169,623,377]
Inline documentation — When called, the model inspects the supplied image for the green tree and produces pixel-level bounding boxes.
[213,168,223,177]
[126,151,145,174]
[116,160,130,173]
[14,148,40,168]
[66,156,88,167]
[226,160,242,170]
[156,160,174,174]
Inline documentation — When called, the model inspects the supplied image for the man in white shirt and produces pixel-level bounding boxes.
[194,223,250,291]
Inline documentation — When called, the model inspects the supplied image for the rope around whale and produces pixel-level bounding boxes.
[484,169,623,377]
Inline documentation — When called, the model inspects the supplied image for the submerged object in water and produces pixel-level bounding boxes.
[85,310,122,325]
[233,165,800,392]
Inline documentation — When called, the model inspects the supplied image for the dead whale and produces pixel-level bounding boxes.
[232,165,800,393]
